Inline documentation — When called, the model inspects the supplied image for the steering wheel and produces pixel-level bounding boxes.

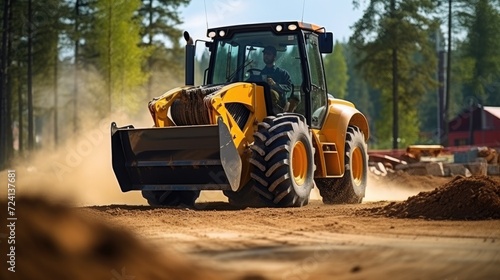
[245,68,263,82]
[246,68,262,76]
[245,68,264,82]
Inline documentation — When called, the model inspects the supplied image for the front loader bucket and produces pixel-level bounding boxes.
[111,118,241,192]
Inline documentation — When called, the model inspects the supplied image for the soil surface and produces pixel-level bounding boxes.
[1,174,500,280]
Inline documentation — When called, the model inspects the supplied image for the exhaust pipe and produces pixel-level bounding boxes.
[184,31,195,86]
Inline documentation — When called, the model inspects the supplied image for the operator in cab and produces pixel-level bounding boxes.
[260,46,299,113]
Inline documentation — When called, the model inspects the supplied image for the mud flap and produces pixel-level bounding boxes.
[111,118,241,192]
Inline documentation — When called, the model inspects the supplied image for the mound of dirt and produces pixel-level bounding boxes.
[0,197,229,280]
[366,176,500,220]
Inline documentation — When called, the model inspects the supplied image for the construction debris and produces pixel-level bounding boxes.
[369,145,500,177]
[477,147,499,164]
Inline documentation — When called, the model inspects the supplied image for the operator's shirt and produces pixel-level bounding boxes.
[261,65,300,109]
[260,66,292,97]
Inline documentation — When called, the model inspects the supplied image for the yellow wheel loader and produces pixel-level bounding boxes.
[111,22,369,208]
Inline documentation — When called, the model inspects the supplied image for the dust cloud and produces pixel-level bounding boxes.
[1,146,450,206]
[308,172,445,203]
[364,172,450,202]
[364,183,421,202]
[364,176,424,202]
[1,112,155,206]
[2,63,188,206]
[1,107,449,207]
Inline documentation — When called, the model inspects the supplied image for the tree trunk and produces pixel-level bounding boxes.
[6,0,14,161]
[73,0,80,133]
[444,0,452,146]
[28,0,34,150]
[391,0,399,150]
[54,46,58,146]
[1,0,11,169]
[18,71,22,155]
[107,2,113,112]
[392,48,399,150]
[147,0,153,95]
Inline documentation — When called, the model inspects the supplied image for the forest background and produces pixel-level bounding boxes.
[1,0,499,169]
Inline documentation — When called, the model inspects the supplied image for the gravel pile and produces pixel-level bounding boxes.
[369,176,500,220]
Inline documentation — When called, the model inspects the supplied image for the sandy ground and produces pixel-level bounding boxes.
[1,135,499,279]
[83,201,499,280]
[76,174,500,280]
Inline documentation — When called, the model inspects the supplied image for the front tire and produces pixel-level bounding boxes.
[249,114,315,207]
[316,126,367,204]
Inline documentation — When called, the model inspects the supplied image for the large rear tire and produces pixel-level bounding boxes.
[141,190,200,208]
[249,114,315,207]
[316,126,367,204]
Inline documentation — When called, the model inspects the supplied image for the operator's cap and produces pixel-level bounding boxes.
[263,45,277,55]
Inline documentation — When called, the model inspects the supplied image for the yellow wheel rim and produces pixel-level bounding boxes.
[351,146,364,186]
[292,141,307,185]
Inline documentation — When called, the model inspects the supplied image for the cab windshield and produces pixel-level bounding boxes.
[210,31,303,89]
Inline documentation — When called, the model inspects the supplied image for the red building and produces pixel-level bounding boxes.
[448,106,500,147]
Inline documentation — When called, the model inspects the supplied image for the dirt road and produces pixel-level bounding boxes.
[1,119,498,279]
[83,175,500,280]
[87,203,499,280]
[1,167,499,279]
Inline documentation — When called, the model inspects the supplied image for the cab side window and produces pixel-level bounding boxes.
[212,42,239,84]
[305,33,327,127]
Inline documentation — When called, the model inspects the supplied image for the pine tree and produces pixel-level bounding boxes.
[93,0,148,115]
[137,0,190,95]
[460,0,500,105]
[343,42,375,144]
[0,0,11,168]
[323,41,349,99]
[351,0,439,149]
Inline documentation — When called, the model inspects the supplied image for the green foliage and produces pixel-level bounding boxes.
[459,0,500,105]
[32,1,63,88]
[93,0,148,114]
[449,41,475,116]
[351,0,439,148]
[343,42,375,136]
[0,0,190,164]
[323,41,349,99]
[1,0,69,153]
[137,0,190,83]
[137,0,189,46]
[374,93,420,148]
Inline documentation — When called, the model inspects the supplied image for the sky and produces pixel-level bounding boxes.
[178,0,367,43]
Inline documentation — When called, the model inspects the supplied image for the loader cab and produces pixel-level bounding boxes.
[203,22,333,128]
